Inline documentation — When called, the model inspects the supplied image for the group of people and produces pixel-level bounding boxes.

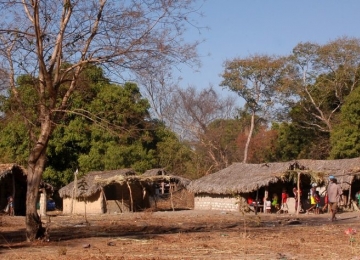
[261,190,288,213]
[292,175,342,221]
[260,175,343,221]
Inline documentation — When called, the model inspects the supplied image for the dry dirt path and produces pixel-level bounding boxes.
[1,210,360,259]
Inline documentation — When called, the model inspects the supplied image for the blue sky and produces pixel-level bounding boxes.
[179,0,360,100]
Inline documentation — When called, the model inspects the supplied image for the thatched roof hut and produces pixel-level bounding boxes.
[0,164,27,215]
[58,167,191,199]
[58,168,136,199]
[58,168,193,214]
[187,158,360,195]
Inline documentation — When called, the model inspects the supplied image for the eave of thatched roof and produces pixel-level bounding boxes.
[0,163,26,180]
[187,158,360,195]
[59,168,191,199]
[143,168,166,176]
[141,168,190,186]
[58,168,136,198]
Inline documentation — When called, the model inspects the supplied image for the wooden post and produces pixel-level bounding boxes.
[264,188,268,213]
[348,176,353,208]
[11,173,16,215]
[255,188,259,215]
[39,190,47,217]
[126,182,133,212]
[297,172,301,215]
[71,169,78,214]
[170,188,174,211]
[161,182,165,194]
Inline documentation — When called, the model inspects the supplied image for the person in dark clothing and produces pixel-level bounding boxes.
[327,176,342,221]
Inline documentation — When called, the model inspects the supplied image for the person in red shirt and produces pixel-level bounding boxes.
[281,189,289,213]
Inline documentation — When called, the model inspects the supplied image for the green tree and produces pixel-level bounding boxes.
[330,86,360,159]
[288,37,360,133]
[220,54,286,162]
[44,81,156,187]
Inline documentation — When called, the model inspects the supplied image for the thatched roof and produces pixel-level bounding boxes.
[187,158,360,195]
[141,168,191,187]
[143,168,167,176]
[58,168,136,198]
[0,163,26,180]
[59,168,191,199]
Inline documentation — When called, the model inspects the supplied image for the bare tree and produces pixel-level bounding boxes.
[165,86,237,174]
[0,0,202,241]
[136,63,180,122]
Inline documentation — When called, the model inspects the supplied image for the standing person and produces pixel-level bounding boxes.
[314,191,321,214]
[281,189,289,213]
[271,194,279,212]
[7,195,14,216]
[327,176,342,222]
[307,190,316,214]
[356,191,360,208]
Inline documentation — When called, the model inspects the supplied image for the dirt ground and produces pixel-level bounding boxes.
[1,209,360,260]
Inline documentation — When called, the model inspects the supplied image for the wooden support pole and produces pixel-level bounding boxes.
[255,188,259,215]
[296,172,301,215]
[126,182,133,212]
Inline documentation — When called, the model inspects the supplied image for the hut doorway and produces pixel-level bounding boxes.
[103,182,150,213]
[350,178,360,207]
[0,171,27,216]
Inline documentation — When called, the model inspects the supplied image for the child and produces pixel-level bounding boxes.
[272,194,279,212]
[356,191,360,207]
[281,189,289,213]
[7,196,14,216]
[314,191,321,214]
[307,191,316,214]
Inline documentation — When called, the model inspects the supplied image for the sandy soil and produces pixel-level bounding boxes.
[1,209,360,260]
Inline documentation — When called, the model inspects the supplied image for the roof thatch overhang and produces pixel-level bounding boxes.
[0,164,27,181]
[143,168,166,176]
[58,168,136,198]
[58,168,191,199]
[187,158,360,195]
[141,168,190,186]
[0,163,55,193]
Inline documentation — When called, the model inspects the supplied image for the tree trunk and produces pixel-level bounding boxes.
[26,158,46,241]
[243,111,255,163]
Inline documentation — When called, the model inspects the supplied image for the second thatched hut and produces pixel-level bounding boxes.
[187,158,360,213]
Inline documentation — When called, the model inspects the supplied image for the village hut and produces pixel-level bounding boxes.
[142,168,193,210]
[187,158,360,213]
[59,168,193,215]
[0,164,27,215]
[59,169,137,214]
[0,164,54,216]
